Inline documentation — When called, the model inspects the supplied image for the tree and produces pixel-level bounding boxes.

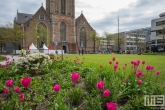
[0,22,24,53]
[114,34,125,52]
[103,32,115,52]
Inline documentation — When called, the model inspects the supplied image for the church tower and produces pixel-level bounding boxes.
[46,0,77,53]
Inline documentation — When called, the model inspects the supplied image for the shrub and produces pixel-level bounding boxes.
[14,53,52,74]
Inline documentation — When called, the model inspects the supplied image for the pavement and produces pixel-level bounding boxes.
[0,55,20,65]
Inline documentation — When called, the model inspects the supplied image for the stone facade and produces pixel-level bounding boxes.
[14,0,94,54]
[76,13,95,53]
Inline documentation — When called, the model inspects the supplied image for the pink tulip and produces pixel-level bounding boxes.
[96,81,104,90]
[106,102,117,110]
[21,77,31,88]
[4,88,9,94]
[20,97,25,102]
[155,71,160,75]
[19,94,24,98]
[103,90,111,97]
[112,57,115,61]
[115,61,118,65]
[109,61,112,65]
[142,60,145,65]
[14,87,20,93]
[71,72,80,83]
[53,84,60,92]
[138,80,142,85]
[6,79,14,87]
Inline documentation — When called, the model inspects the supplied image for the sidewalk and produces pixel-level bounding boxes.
[0,55,20,65]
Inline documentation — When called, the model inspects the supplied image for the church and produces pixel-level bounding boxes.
[14,0,95,54]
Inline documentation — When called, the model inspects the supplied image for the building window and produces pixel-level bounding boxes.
[156,20,165,26]
[81,21,85,25]
[61,0,66,14]
[80,27,86,48]
[39,15,45,20]
[60,22,66,41]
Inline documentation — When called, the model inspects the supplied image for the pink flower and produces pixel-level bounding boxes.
[14,87,20,93]
[100,65,102,68]
[96,81,104,90]
[20,97,25,102]
[19,94,24,98]
[155,71,160,75]
[53,84,60,92]
[21,77,31,88]
[138,80,142,85]
[109,61,112,65]
[146,65,151,70]
[103,90,111,97]
[106,102,117,110]
[6,79,14,87]
[142,60,145,65]
[4,88,9,94]
[71,72,80,82]
[115,61,118,65]
[112,57,115,61]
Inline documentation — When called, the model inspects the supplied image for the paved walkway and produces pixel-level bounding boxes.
[0,55,20,65]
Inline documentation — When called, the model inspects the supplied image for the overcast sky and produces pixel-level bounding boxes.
[0,0,165,36]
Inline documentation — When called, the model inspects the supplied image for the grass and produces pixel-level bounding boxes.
[0,55,5,61]
[62,53,165,85]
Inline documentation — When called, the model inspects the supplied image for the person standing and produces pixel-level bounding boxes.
[79,49,80,55]
[20,48,24,56]
[82,49,84,55]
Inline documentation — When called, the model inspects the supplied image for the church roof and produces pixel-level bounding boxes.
[14,12,33,24]
[76,13,94,31]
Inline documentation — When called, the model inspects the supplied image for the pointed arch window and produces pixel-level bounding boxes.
[80,27,86,48]
[61,0,66,14]
[60,22,66,41]
[37,22,47,47]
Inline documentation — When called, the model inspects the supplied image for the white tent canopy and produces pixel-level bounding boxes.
[29,43,37,49]
[43,43,48,49]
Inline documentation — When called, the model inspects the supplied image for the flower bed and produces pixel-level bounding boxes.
[0,53,164,109]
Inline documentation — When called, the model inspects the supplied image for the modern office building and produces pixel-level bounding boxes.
[151,12,165,52]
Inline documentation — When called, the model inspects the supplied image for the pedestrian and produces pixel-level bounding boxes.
[79,49,80,55]
[82,49,84,55]
[55,50,58,55]
[20,48,24,56]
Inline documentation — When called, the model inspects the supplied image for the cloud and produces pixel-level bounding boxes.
[0,0,165,36]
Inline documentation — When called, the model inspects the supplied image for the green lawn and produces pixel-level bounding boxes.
[63,53,165,85]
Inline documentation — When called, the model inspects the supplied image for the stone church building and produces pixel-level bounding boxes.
[14,0,95,54]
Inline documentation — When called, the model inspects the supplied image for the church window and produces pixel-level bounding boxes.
[61,0,66,14]
[81,21,85,25]
[39,15,45,20]
[80,27,86,48]
[37,22,47,46]
[60,22,66,41]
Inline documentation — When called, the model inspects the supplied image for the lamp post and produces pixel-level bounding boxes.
[117,16,120,53]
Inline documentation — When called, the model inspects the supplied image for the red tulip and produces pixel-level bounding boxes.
[4,88,9,94]
[103,90,111,97]
[71,72,80,83]
[106,102,117,110]
[21,77,31,88]
[138,80,142,85]
[6,79,14,87]
[53,84,60,92]
[14,87,20,93]
[155,71,160,75]
[96,81,104,90]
